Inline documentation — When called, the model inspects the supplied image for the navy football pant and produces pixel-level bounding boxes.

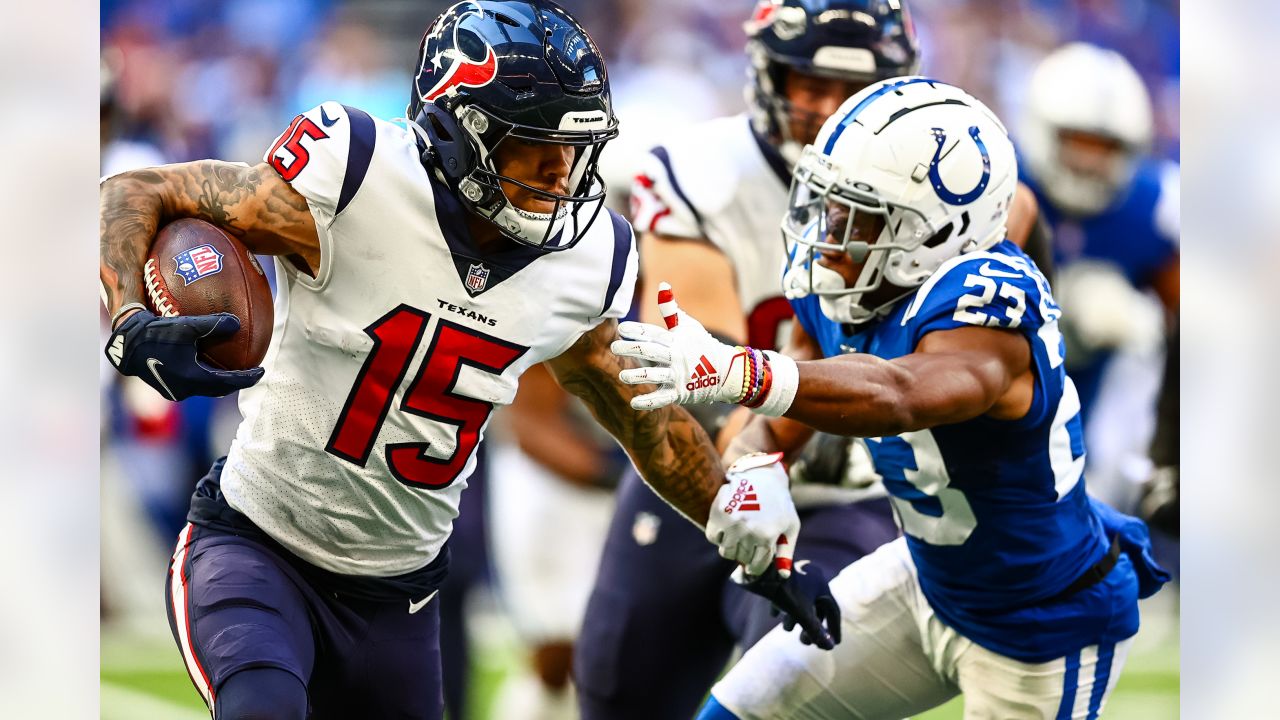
[575,470,899,720]
[165,523,444,719]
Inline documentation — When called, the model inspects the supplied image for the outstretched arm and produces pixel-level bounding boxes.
[614,286,1037,440]
[547,318,725,525]
[100,160,319,319]
[783,325,1034,437]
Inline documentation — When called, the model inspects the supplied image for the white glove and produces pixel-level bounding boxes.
[706,452,801,578]
[610,282,798,415]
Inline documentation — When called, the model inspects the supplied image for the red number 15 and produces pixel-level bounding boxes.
[325,305,527,489]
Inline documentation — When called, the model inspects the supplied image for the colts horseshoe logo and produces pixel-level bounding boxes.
[928,126,991,206]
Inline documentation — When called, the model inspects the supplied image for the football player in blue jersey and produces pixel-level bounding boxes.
[576,3,1054,717]
[611,78,1170,719]
[1019,42,1179,442]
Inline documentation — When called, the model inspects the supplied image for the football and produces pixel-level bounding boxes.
[143,218,274,370]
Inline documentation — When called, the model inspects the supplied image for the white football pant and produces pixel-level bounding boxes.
[711,538,1133,719]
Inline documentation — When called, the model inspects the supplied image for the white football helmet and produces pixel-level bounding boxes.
[781,77,1018,326]
[1020,42,1154,217]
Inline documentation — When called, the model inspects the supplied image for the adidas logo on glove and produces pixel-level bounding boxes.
[722,477,762,514]
[686,355,720,391]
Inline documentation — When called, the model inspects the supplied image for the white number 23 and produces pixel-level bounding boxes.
[952,273,1026,328]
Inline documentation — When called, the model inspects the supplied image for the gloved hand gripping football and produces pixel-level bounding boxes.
[105,310,264,401]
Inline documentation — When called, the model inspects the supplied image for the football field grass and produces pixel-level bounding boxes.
[101,592,1178,719]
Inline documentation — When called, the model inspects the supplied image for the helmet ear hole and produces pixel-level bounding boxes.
[426,111,453,142]
[923,222,953,249]
[418,104,473,185]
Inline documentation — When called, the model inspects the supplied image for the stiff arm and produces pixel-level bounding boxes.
[548,318,725,525]
[100,160,320,318]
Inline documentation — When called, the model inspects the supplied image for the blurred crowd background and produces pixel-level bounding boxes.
[98,1,1181,718]
[100,0,1179,168]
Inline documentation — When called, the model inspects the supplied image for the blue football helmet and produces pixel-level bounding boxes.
[745,0,920,164]
[408,0,618,250]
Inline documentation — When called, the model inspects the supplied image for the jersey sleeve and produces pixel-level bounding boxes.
[899,250,1059,347]
[263,101,372,227]
[629,146,705,239]
[598,209,640,321]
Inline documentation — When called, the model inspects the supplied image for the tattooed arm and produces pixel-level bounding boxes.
[100,161,319,320]
[547,319,725,526]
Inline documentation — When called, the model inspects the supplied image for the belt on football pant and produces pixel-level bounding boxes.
[1045,534,1122,605]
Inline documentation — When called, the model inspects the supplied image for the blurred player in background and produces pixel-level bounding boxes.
[485,364,629,719]
[610,77,1170,720]
[1019,42,1179,514]
[98,2,769,717]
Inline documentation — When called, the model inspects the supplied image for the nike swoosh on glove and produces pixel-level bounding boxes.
[611,282,795,414]
[706,452,800,578]
[105,310,265,401]
[734,562,842,651]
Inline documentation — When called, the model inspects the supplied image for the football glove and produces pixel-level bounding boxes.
[734,562,841,651]
[105,310,264,401]
[611,283,797,416]
[706,452,800,578]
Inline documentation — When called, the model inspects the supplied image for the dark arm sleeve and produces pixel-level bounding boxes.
[1021,214,1055,282]
[1149,320,1179,467]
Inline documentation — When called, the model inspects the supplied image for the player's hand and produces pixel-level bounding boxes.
[611,282,769,411]
[105,310,265,401]
[706,452,800,577]
[734,562,841,651]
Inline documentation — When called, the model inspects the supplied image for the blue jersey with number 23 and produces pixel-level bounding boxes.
[790,240,1140,663]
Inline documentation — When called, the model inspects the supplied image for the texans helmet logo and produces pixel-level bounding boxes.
[418,7,498,103]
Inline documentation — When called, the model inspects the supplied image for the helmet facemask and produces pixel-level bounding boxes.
[453,104,615,250]
[781,148,938,326]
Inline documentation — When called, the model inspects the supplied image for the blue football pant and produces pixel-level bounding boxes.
[165,523,445,719]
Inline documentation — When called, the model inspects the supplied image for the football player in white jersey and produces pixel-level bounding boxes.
[99,3,789,718]
[612,78,1169,720]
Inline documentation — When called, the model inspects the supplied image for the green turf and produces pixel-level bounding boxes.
[102,595,1179,719]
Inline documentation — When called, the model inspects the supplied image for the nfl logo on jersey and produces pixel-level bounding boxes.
[466,263,490,294]
[173,244,225,285]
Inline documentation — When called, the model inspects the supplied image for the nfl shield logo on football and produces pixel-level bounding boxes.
[173,244,225,285]
[466,263,490,293]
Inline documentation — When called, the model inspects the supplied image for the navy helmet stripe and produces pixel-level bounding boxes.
[601,208,633,316]
[337,105,377,216]
[823,77,938,154]
[649,146,705,233]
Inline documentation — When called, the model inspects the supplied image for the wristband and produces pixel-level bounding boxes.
[750,351,798,417]
[110,302,148,331]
